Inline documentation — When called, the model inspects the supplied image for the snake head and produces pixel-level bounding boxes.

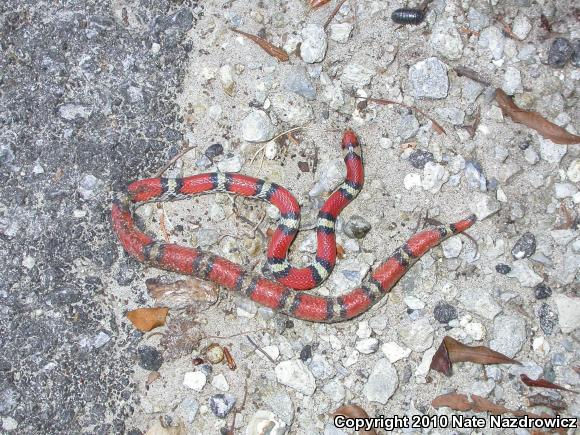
[341,129,359,149]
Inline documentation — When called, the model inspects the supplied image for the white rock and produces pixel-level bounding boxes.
[363,358,398,404]
[554,294,580,333]
[270,92,314,125]
[524,147,539,164]
[212,374,230,391]
[219,64,235,94]
[408,57,449,99]
[550,230,577,246]
[435,107,465,125]
[300,24,327,63]
[356,337,379,354]
[470,193,501,220]
[512,14,531,39]
[265,142,278,160]
[356,321,372,339]
[217,155,244,173]
[322,379,346,403]
[554,183,578,199]
[502,66,522,94]
[309,158,345,197]
[241,110,275,142]
[507,259,543,287]
[246,410,287,435]
[341,63,374,89]
[2,417,18,432]
[403,173,422,190]
[398,318,434,351]
[442,237,463,258]
[539,137,567,164]
[469,380,496,398]
[381,341,411,363]
[422,162,448,193]
[183,371,206,391]
[415,347,437,382]
[479,26,505,60]
[329,22,353,43]
[567,159,580,182]
[532,336,550,356]
[404,295,425,310]
[459,288,501,320]
[465,322,485,340]
[59,103,92,120]
[429,18,464,60]
[275,360,316,395]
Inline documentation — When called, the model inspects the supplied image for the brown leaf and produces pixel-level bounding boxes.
[332,405,377,435]
[520,374,577,393]
[309,0,331,8]
[336,243,345,259]
[495,89,580,144]
[430,336,520,375]
[127,307,168,332]
[527,393,567,411]
[230,28,289,62]
[431,393,474,412]
[364,97,446,135]
[146,277,219,310]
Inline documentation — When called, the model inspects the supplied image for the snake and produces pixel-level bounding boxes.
[111,129,476,323]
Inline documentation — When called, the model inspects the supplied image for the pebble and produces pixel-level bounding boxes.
[434,107,465,125]
[524,147,539,165]
[270,92,313,125]
[0,386,19,414]
[470,193,500,220]
[356,338,379,354]
[433,302,458,323]
[422,162,448,193]
[246,410,287,435]
[78,174,99,200]
[511,232,536,259]
[404,295,425,310]
[329,22,353,43]
[554,183,578,199]
[547,38,573,68]
[408,57,449,99]
[467,8,490,32]
[356,321,372,339]
[58,103,92,120]
[284,67,316,100]
[208,393,236,418]
[429,18,464,60]
[459,287,501,320]
[309,354,334,380]
[363,358,399,404]
[539,137,567,164]
[275,360,316,395]
[322,379,346,403]
[217,155,243,173]
[490,314,527,357]
[137,346,163,371]
[219,64,235,96]
[263,389,294,426]
[567,159,580,183]
[381,342,411,363]
[183,371,207,391]
[344,215,371,239]
[507,259,542,287]
[462,80,484,105]
[537,303,558,335]
[502,66,522,95]
[554,294,580,333]
[309,158,345,197]
[403,173,422,190]
[211,374,229,391]
[397,114,420,140]
[479,26,505,60]
[205,143,223,160]
[465,322,485,340]
[512,14,531,40]
[179,397,199,423]
[241,110,275,142]
[469,380,496,398]
[265,142,278,160]
[495,264,511,274]
[398,318,434,351]
[299,344,312,362]
[408,149,434,169]
[534,283,552,300]
[442,236,463,258]
[2,417,18,432]
[300,24,327,63]
[572,39,580,67]
[341,63,374,89]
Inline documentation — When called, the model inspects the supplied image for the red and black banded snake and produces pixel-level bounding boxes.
[111,129,476,323]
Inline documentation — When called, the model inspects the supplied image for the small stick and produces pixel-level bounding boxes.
[324,0,348,29]
[453,66,491,86]
[154,144,194,178]
[246,335,276,364]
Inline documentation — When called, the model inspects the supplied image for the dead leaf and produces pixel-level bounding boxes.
[230,28,289,62]
[520,374,577,393]
[146,277,219,310]
[430,336,520,375]
[336,243,345,259]
[431,393,474,412]
[363,97,446,135]
[495,89,580,145]
[309,0,331,8]
[332,405,377,435]
[127,307,168,332]
[147,371,161,386]
[527,393,567,411]
[160,317,203,360]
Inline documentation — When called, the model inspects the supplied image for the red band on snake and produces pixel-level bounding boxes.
[111,129,476,323]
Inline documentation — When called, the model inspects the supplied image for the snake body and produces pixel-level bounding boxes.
[111,130,476,323]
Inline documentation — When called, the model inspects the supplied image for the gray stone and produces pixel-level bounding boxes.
[284,67,316,100]
[430,18,464,60]
[465,160,487,191]
[511,232,536,259]
[507,259,542,287]
[490,315,527,357]
[246,410,287,435]
[537,303,558,335]
[408,57,449,99]
[539,137,567,163]
[408,149,434,169]
[398,318,434,351]
[300,24,327,63]
[470,193,500,220]
[468,8,490,32]
[554,294,580,333]
[397,113,420,140]
[341,63,374,89]
[435,107,465,125]
[344,215,371,239]
[363,358,398,404]
[459,288,501,320]
[275,360,316,395]
[241,110,275,142]
[479,26,505,60]
[548,38,573,68]
[208,393,236,418]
